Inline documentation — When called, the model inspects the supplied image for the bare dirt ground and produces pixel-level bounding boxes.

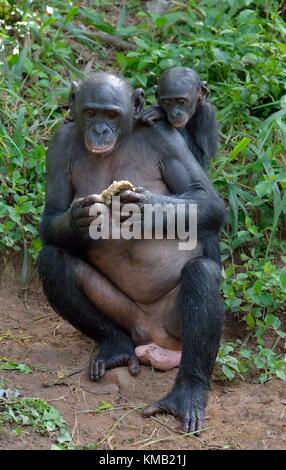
[0,256,285,450]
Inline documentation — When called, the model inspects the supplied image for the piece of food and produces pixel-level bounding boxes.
[100,180,134,206]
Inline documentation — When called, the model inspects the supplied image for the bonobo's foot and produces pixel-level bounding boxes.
[89,338,140,381]
[135,343,181,371]
[143,376,208,434]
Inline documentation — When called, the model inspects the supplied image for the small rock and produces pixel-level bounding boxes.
[107,367,138,397]
[84,383,119,396]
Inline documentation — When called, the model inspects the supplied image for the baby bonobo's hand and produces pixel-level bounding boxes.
[71,194,103,233]
[138,105,165,125]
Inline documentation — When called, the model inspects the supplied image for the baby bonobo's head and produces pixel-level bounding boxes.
[69,72,144,156]
[156,67,209,128]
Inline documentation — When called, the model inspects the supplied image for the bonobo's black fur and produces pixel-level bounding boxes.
[140,67,219,171]
[38,72,226,434]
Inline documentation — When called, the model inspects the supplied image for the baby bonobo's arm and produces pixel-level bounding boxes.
[187,100,219,170]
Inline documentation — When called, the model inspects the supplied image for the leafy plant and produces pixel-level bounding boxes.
[0,397,72,448]
[0,360,32,374]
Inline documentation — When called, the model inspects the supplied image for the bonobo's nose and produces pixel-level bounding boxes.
[172,110,181,119]
[94,123,109,135]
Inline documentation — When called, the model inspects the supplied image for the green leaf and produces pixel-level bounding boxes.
[255,181,272,198]
[244,313,256,329]
[222,365,235,381]
[265,314,281,330]
[0,361,32,374]
[116,52,127,70]
[276,370,286,381]
[95,401,114,413]
[280,270,286,288]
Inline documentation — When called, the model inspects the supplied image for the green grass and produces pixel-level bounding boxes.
[0,0,285,382]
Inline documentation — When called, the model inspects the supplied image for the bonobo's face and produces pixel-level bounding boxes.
[157,67,208,129]
[70,73,144,156]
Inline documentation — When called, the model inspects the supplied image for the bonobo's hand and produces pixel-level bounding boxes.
[115,186,153,224]
[71,194,104,233]
[138,105,165,125]
[143,376,208,435]
[118,186,152,208]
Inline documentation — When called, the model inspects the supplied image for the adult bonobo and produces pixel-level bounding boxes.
[140,67,219,171]
[38,72,226,434]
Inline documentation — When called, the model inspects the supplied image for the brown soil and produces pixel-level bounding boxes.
[0,256,285,450]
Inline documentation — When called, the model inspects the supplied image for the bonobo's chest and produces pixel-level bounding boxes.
[70,133,167,198]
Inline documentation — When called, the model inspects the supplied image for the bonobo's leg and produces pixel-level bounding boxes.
[143,256,224,434]
[38,245,140,380]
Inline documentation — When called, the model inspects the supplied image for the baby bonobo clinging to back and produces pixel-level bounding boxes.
[140,66,219,171]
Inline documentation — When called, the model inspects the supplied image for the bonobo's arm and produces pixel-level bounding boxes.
[186,101,219,170]
[40,124,99,250]
[139,102,219,170]
[121,123,226,235]
[138,105,165,125]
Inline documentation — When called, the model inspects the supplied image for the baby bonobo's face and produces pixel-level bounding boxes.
[157,70,201,128]
[159,95,198,128]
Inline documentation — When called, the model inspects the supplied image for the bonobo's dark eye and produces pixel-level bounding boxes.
[84,109,96,118]
[162,100,171,107]
[106,111,118,119]
[176,99,186,106]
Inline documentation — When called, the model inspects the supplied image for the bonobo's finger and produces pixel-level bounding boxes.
[148,112,162,121]
[196,416,205,435]
[142,401,163,417]
[77,216,97,227]
[183,412,192,433]
[78,226,89,234]
[119,190,142,203]
[141,111,155,121]
[139,109,155,120]
[74,194,103,208]
[189,414,197,434]
[73,206,91,219]
[132,186,145,194]
[127,355,140,376]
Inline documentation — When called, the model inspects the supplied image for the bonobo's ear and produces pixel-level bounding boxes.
[69,81,79,109]
[199,80,210,101]
[133,88,145,115]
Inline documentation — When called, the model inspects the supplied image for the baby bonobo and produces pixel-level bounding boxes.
[140,67,219,170]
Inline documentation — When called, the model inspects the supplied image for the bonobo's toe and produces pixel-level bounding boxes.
[89,358,105,381]
[89,340,140,381]
[127,355,140,376]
